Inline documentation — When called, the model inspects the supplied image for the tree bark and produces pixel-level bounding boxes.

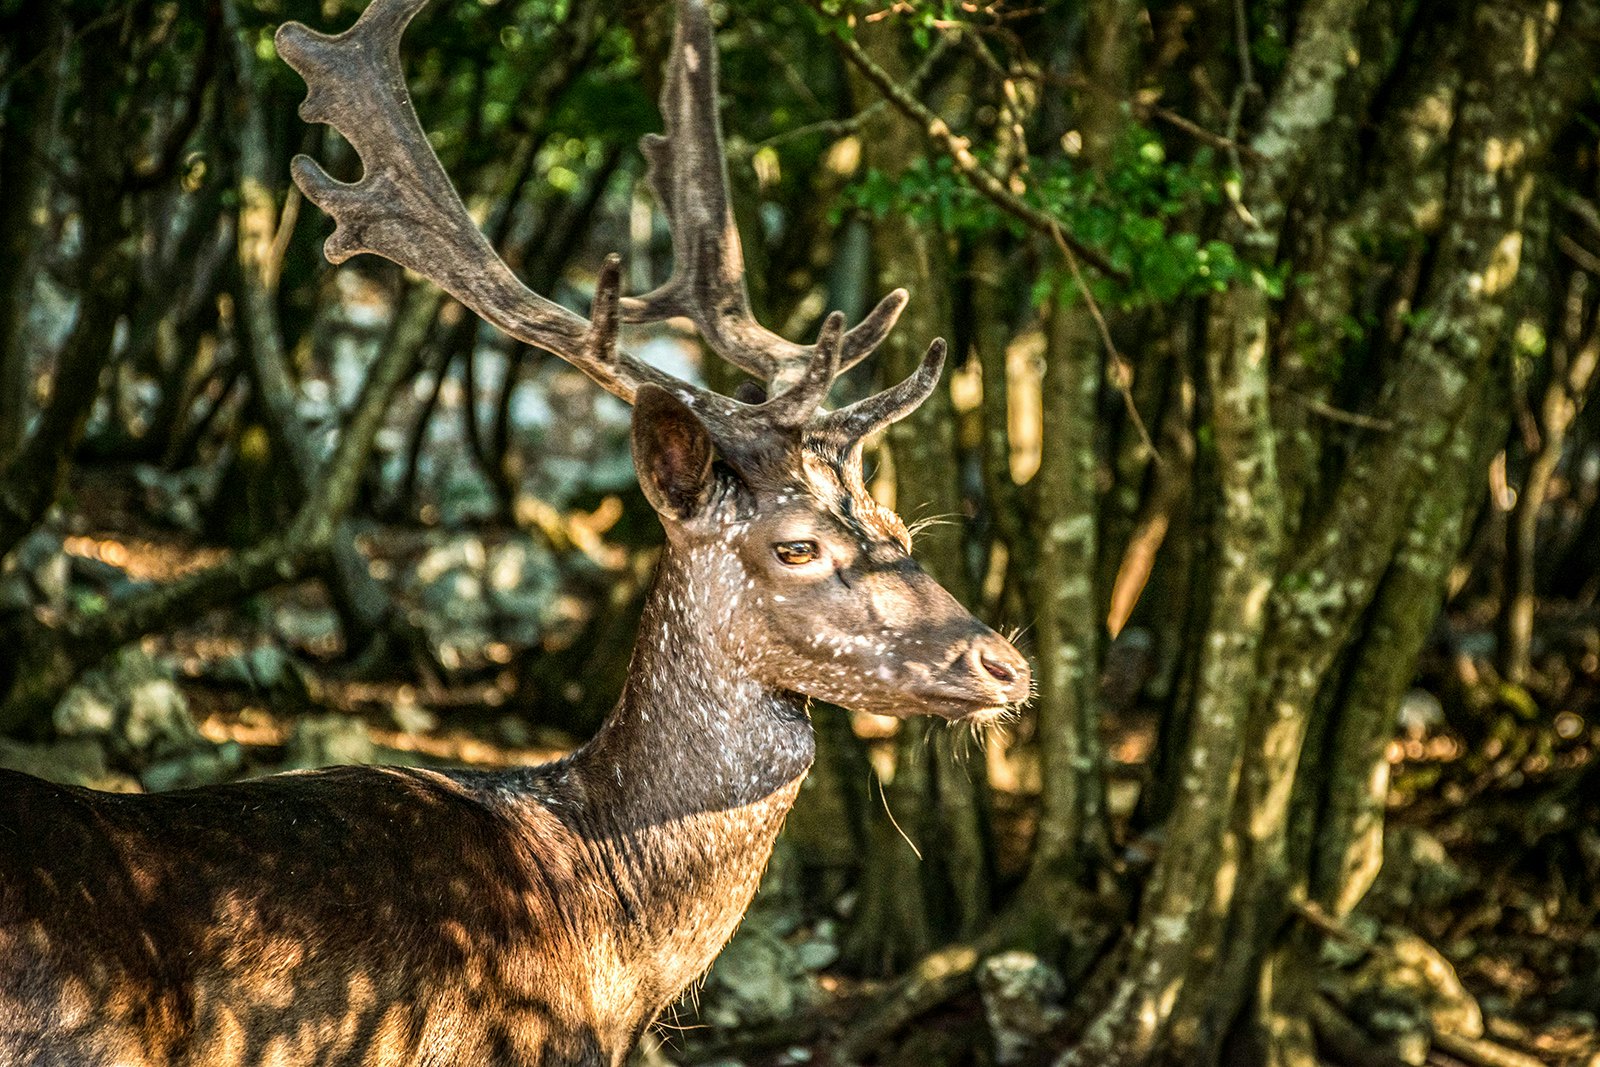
[0,2,65,462]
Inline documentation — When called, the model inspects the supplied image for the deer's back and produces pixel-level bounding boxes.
[0,765,609,1066]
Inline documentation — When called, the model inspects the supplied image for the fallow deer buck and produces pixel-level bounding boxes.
[0,0,1031,1062]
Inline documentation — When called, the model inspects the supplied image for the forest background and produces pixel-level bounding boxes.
[3,0,1600,1064]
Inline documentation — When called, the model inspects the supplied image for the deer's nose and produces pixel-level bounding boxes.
[968,635,1031,697]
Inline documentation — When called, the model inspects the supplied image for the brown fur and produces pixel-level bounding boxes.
[0,1,1031,1060]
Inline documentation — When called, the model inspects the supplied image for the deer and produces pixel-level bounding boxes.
[0,0,1031,1063]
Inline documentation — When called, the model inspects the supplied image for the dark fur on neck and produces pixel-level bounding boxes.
[0,543,815,1067]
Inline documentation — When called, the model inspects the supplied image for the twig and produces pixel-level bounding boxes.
[1308,993,1410,1067]
[1045,72,1265,162]
[1559,187,1600,243]
[1557,231,1600,276]
[1430,1031,1548,1067]
[1149,103,1263,162]
[1048,226,1163,463]
[864,1,1044,25]
[825,15,1124,281]
[824,11,1161,461]
[751,104,886,152]
[1294,900,1374,949]
[834,941,987,1063]
[1284,391,1396,431]
[1223,0,1262,228]
[757,28,953,157]
[0,2,135,92]
[1231,0,1256,100]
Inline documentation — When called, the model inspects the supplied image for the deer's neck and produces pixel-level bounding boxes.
[531,542,814,1017]
[584,544,815,816]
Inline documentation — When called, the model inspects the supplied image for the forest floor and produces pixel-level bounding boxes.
[4,464,1598,1066]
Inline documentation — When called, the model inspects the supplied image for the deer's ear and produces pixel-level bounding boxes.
[632,384,715,521]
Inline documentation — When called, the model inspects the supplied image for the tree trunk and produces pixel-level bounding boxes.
[0,2,65,462]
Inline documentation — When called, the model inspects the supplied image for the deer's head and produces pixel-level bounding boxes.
[631,324,1030,721]
[277,0,1031,722]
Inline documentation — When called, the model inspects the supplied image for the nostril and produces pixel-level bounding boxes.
[979,651,1016,684]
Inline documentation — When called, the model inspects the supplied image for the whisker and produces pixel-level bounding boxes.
[874,768,923,861]
[906,510,961,540]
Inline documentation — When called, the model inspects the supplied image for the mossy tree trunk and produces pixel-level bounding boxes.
[1057,2,1600,1063]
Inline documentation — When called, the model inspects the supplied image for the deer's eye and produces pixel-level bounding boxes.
[773,540,820,566]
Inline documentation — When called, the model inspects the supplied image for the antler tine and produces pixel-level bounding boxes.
[276,0,693,407]
[619,0,909,393]
[765,312,845,427]
[820,338,947,445]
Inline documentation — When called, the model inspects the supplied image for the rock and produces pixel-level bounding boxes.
[6,529,70,609]
[247,644,297,694]
[273,602,343,653]
[487,538,560,644]
[0,736,127,790]
[1368,827,1468,916]
[207,645,300,696]
[134,463,213,533]
[1397,688,1444,738]
[497,715,533,747]
[1320,912,1383,970]
[437,470,497,526]
[795,935,839,972]
[422,569,485,613]
[34,549,73,609]
[1556,931,1600,1014]
[408,536,498,671]
[205,644,311,702]
[391,696,437,735]
[141,742,245,792]
[977,951,1068,1065]
[125,676,199,756]
[285,714,378,769]
[55,686,119,738]
[52,648,199,769]
[415,537,488,585]
[0,569,31,614]
[700,916,817,1029]
[68,550,133,595]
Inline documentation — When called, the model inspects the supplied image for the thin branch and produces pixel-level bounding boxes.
[826,10,1158,461]
[1557,231,1600,277]
[1222,0,1263,227]
[1558,187,1600,242]
[1049,226,1162,463]
[0,1,135,93]
[1149,102,1263,161]
[264,185,302,294]
[825,15,1125,281]
[1030,71,1267,162]
[125,2,220,193]
[1294,903,1550,1067]
[749,103,886,152]
[1280,390,1396,431]
[753,28,955,155]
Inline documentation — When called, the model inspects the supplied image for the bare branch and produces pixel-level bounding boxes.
[822,13,1124,281]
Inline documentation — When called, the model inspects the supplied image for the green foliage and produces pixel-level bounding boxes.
[843,125,1280,307]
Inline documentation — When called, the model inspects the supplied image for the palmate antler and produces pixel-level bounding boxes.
[275,0,942,447]
[619,0,908,392]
